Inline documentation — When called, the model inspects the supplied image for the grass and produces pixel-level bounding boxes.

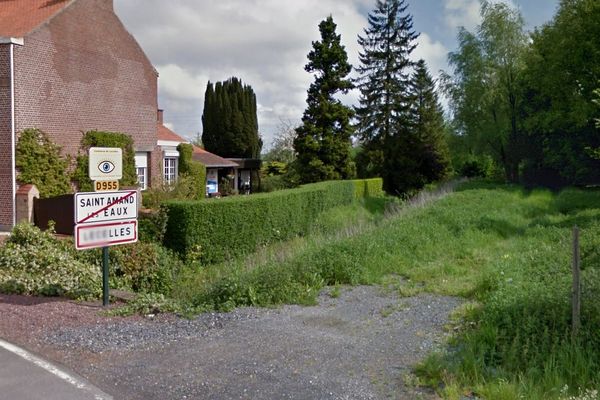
[171,181,600,399]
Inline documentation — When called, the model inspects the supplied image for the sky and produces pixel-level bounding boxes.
[113,0,560,149]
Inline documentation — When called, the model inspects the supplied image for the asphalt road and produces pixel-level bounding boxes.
[0,340,112,400]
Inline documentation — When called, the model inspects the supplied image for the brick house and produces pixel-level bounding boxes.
[0,0,160,230]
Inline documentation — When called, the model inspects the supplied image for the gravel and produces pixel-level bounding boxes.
[0,287,461,399]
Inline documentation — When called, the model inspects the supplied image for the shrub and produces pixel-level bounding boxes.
[138,207,168,243]
[72,130,137,191]
[15,128,71,198]
[81,241,182,295]
[177,143,207,200]
[163,179,381,263]
[0,223,100,299]
[352,178,384,199]
[142,174,205,209]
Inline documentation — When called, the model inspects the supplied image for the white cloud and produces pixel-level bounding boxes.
[443,0,481,31]
[412,33,449,79]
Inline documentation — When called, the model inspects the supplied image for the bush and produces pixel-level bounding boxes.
[177,143,207,200]
[72,130,137,192]
[15,128,71,198]
[142,174,205,209]
[0,223,100,299]
[352,178,384,199]
[138,207,168,242]
[163,179,381,263]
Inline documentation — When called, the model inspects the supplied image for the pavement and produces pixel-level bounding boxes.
[0,339,112,400]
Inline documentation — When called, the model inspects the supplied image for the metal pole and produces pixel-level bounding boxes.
[102,246,109,306]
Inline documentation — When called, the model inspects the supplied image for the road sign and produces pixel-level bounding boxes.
[75,219,137,250]
[89,147,122,181]
[75,190,137,225]
[94,180,119,192]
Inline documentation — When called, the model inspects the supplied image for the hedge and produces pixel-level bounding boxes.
[352,178,384,199]
[163,178,382,263]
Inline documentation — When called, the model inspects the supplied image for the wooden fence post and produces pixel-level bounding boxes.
[572,226,581,340]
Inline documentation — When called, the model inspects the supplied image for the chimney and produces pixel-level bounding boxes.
[157,109,164,124]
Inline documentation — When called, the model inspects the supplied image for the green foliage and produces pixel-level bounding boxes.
[354,0,419,177]
[443,1,527,182]
[518,0,600,186]
[163,179,381,263]
[138,208,168,243]
[202,77,262,158]
[15,128,71,198]
[142,174,206,209]
[177,143,206,200]
[294,16,356,184]
[262,119,297,164]
[0,223,100,299]
[73,130,137,191]
[383,60,451,194]
[352,178,384,199]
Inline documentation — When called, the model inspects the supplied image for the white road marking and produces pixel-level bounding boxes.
[0,338,112,400]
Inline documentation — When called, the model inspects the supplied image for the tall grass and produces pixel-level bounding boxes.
[172,182,600,398]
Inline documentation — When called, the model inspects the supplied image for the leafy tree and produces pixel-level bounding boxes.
[262,119,297,164]
[202,77,262,158]
[354,0,418,178]
[594,88,600,129]
[518,0,600,185]
[177,143,206,200]
[15,128,71,198]
[442,0,527,181]
[293,15,355,183]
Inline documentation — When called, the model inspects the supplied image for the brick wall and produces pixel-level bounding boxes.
[0,44,14,229]
[13,0,160,188]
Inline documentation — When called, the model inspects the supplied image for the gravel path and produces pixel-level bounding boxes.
[0,287,460,399]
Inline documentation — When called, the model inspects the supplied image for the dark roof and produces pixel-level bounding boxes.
[0,0,74,37]
[193,146,239,168]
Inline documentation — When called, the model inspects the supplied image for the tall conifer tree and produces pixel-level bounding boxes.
[293,16,355,183]
[202,77,262,158]
[383,60,450,193]
[355,0,418,181]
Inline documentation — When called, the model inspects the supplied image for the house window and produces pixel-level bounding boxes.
[135,152,149,190]
[137,167,147,190]
[164,157,177,185]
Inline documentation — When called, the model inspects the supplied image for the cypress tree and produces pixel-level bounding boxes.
[355,0,418,180]
[202,77,262,158]
[293,15,355,183]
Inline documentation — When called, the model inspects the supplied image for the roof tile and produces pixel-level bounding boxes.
[0,0,74,37]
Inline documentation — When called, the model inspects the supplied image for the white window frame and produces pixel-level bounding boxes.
[163,157,178,185]
[136,167,147,190]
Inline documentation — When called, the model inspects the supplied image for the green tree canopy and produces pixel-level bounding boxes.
[354,0,419,178]
[293,15,355,183]
[202,77,262,158]
[442,0,527,181]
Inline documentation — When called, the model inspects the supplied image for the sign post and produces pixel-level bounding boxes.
[75,147,136,306]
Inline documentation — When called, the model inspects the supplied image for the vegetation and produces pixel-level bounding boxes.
[72,130,137,191]
[15,128,72,198]
[442,1,527,182]
[168,181,600,399]
[162,179,382,263]
[202,77,262,158]
[0,223,100,299]
[354,0,418,184]
[383,60,450,195]
[293,16,355,183]
[177,143,206,200]
[444,0,600,187]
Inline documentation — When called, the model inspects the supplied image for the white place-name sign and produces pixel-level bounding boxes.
[75,190,138,224]
[75,220,137,250]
